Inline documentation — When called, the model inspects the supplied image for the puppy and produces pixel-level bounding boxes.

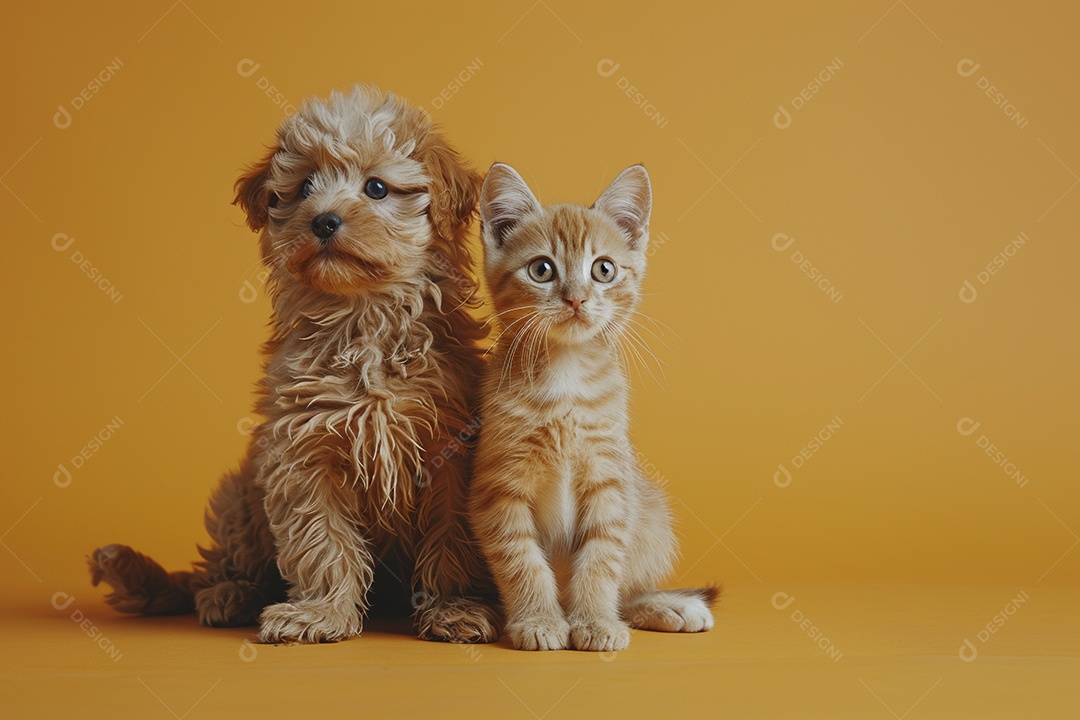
[89,86,499,644]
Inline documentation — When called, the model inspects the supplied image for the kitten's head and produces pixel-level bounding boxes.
[479,163,651,346]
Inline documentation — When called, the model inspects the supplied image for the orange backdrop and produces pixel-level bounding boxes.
[2,1,1077,609]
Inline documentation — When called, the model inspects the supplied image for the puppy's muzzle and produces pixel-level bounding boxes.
[311,212,342,241]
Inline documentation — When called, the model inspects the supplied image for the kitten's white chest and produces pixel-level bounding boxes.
[535,465,575,553]
[535,352,597,404]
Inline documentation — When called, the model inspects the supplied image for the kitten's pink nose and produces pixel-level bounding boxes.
[564,298,585,314]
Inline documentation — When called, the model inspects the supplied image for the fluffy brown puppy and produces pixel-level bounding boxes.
[88,86,499,644]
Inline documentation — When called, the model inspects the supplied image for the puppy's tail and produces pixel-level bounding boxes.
[88,544,196,615]
[623,584,722,633]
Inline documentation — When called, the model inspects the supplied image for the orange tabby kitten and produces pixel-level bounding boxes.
[469,163,719,651]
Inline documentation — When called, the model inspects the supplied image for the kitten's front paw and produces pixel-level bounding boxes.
[257,601,361,644]
[506,615,570,651]
[569,617,630,652]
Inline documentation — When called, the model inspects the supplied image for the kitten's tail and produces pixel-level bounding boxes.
[87,544,196,616]
[623,584,722,633]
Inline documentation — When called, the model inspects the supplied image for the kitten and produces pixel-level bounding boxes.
[469,163,720,651]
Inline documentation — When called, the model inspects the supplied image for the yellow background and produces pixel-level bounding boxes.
[2,1,1076,718]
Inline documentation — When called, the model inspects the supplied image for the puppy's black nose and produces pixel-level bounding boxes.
[311,213,342,240]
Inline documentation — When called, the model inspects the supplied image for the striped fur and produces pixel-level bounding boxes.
[469,163,719,652]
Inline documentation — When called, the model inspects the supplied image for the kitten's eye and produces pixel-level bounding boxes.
[364,178,389,200]
[301,177,315,199]
[527,257,557,283]
[591,257,617,283]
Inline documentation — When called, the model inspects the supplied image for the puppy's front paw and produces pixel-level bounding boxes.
[506,615,570,651]
[418,597,501,644]
[257,601,361,644]
[569,617,630,652]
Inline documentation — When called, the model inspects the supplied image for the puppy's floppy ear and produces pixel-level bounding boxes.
[479,162,541,253]
[418,132,482,242]
[233,147,276,232]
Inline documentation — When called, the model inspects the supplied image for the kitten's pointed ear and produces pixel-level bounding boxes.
[480,162,541,251]
[593,164,651,249]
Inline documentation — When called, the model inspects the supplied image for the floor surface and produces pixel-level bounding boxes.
[3,583,1076,719]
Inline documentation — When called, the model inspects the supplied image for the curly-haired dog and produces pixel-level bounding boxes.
[88,86,499,644]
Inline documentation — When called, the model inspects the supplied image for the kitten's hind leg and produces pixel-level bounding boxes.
[622,586,721,633]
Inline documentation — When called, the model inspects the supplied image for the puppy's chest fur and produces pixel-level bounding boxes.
[256,298,456,525]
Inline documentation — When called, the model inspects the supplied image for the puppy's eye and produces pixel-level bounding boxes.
[301,177,315,199]
[269,193,279,208]
[527,257,556,283]
[591,257,617,283]
[364,178,389,200]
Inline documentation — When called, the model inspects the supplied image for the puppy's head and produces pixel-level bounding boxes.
[235,86,481,297]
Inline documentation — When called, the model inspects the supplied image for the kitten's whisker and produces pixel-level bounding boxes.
[631,310,682,342]
[623,325,669,369]
[621,329,666,386]
[501,312,544,391]
[626,317,676,354]
[485,304,537,326]
[524,316,550,383]
[486,310,539,357]
[518,314,549,387]
[496,311,541,391]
